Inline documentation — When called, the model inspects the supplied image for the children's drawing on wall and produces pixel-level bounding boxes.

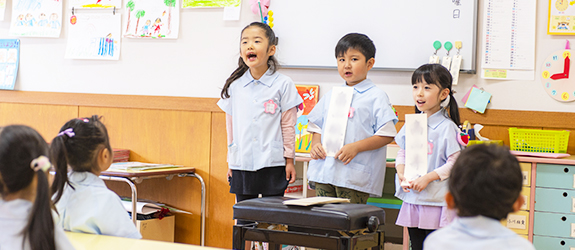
[65,13,121,60]
[295,85,319,153]
[9,0,62,37]
[123,0,179,39]
[69,0,121,8]
[0,39,20,90]
[182,0,240,8]
[0,0,7,21]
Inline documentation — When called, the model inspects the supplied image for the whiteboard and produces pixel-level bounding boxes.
[271,0,477,73]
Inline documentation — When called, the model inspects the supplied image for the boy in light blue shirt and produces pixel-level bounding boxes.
[424,144,535,250]
[307,33,398,204]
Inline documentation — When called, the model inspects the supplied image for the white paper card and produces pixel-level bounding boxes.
[323,87,353,157]
[572,223,575,238]
[506,214,527,230]
[223,6,241,20]
[429,55,439,64]
[570,247,575,250]
[450,55,462,85]
[522,171,528,186]
[520,195,527,210]
[441,56,452,70]
[572,197,575,213]
[404,114,428,186]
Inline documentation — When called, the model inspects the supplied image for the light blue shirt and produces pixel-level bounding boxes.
[306,79,398,196]
[53,172,142,239]
[424,215,535,250]
[217,69,302,171]
[0,199,75,250]
[394,108,463,206]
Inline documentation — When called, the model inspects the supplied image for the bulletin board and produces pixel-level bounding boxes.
[270,0,478,73]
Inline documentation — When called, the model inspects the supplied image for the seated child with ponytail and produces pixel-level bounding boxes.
[0,125,75,250]
[51,116,141,239]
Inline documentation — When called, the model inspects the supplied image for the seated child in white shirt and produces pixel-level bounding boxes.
[51,115,141,239]
[424,144,535,250]
[0,125,75,250]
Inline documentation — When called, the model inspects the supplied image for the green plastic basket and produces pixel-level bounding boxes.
[508,128,570,153]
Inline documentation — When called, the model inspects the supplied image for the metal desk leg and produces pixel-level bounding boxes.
[100,176,138,225]
[181,172,206,247]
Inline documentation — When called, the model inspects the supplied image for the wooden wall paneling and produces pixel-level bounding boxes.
[0,103,78,141]
[79,107,211,245]
[208,112,236,248]
[0,91,221,112]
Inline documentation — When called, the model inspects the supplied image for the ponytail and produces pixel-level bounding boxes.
[221,57,249,99]
[221,22,279,99]
[0,125,56,250]
[50,136,70,204]
[26,170,56,250]
[447,93,460,126]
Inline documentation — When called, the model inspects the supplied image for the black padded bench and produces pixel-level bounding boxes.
[232,197,386,250]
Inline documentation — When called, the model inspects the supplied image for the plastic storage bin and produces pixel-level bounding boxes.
[508,128,570,153]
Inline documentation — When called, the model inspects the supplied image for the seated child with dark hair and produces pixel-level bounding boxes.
[424,144,535,250]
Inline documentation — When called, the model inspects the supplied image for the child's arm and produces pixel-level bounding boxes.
[310,132,326,160]
[335,120,397,165]
[395,149,410,192]
[281,107,297,184]
[410,151,460,192]
[335,135,393,165]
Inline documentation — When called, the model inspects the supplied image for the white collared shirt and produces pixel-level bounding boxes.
[217,69,302,171]
[0,199,75,250]
[394,108,463,206]
[53,171,142,239]
[306,79,398,196]
[424,215,535,250]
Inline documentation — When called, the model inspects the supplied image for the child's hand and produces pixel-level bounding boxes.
[285,160,296,184]
[310,143,326,160]
[227,168,232,179]
[397,173,411,192]
[334,143,359,165]
[410,175,433,192]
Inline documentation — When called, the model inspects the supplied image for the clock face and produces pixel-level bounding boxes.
[541,50,575,102]
[556,0,569,11]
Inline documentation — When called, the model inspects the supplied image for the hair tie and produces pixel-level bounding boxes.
[30,156,51,172]
[57,128,75,138]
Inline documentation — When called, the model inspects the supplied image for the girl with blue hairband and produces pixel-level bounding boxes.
[50,115,141,239]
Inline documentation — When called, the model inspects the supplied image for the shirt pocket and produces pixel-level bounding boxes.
[270,141,285,166]
[227,143,240,166]
[345,161,372,187]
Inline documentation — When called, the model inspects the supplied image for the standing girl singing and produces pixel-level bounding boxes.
[394,64,464,250]
[218,22,302,207]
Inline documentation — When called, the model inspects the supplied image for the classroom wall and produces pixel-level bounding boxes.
[281,0,575,113]
[1,0,574,113]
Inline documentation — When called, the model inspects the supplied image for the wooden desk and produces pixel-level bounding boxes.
[65,232,219,250]
[100,167,205,246]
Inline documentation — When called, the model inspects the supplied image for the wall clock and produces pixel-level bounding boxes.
[541,49,575,102]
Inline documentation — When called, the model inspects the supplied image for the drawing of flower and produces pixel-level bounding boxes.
[303,88,315,100]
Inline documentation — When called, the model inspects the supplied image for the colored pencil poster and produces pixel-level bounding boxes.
[295,85,319,153]
[182,0,240,8]
[69,0,122,9]
[0,39,20,90]
[65,13,121,60]
[123,0,180,39]
[9,0,63,37]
